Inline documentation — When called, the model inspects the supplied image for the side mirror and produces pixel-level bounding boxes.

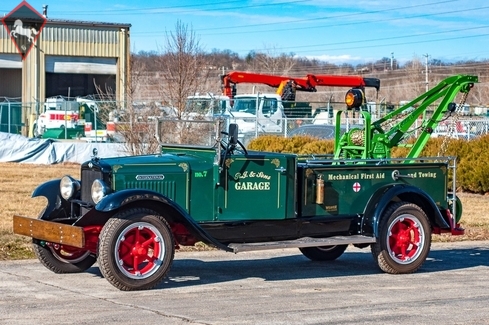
[228,123,238,146]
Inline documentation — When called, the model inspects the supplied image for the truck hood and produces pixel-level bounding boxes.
[228,111,256,118]
[84,152,213,172]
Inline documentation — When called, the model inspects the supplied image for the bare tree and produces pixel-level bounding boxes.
[157,20,211,118]
[252,45,297,75]
[92,53,164,155]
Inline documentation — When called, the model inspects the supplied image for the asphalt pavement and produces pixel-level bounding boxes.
[1,241,489,325]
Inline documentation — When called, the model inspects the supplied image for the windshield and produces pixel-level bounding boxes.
[185,98,228,115]
[232,97,257,114]
[232,97,278,115]
[185,99,212,115]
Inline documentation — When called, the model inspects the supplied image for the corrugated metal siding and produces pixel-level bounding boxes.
[40,25,120,57]
[42,40,119,57]
[0,28,20,54]
[42,26,118,44]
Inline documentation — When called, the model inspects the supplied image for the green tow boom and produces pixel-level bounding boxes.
[334,74,478,160]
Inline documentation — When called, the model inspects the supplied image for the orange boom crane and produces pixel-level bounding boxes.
[221,71,380,102]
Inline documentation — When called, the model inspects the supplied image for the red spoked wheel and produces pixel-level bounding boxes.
[98,208,174,291]
[33,241,96,273]
[48,243,92,263]
[371,201,431,274]
[115,222,165,279]
[386,215,424,264]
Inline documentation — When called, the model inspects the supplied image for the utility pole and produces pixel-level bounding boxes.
[423,53,429,91]
[391,52,394,70]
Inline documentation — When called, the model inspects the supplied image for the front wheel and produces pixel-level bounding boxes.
[299,245,348,261]
[33,240,96,273]
[98,208,175,291]
[371,201,431,274]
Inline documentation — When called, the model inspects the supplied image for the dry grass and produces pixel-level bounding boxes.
[0,163,80,260]
[1,163,488,260]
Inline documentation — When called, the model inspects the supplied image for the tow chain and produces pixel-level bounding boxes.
[437,91,469,157]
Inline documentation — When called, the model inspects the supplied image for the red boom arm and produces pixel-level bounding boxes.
[221,71,380,99]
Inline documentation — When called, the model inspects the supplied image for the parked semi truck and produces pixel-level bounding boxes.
[13,74,476,290]
[220,71,380,134]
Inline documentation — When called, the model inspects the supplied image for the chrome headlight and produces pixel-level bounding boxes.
[60,175,80,200]
[91,179,109,204]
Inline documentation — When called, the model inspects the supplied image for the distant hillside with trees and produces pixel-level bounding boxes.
[128,22,488,111]
[131,49,488,109]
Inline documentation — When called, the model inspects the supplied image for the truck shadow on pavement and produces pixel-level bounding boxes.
[85,245,489,290]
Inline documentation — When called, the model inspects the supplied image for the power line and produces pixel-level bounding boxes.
[245,25,489,53]
[132,1,472,35]
[127,2,489,59]
[192,0,460,32]
[261,32,489,56]
[39,0,313,16]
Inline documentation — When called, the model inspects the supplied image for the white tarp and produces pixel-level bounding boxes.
[0,132,128,164]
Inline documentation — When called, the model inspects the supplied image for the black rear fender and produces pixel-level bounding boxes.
[362,184,449,237]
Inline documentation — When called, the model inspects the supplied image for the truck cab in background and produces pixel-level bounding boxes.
[34,97,80,137]
[184,93,230,118]
[228,93,284,134]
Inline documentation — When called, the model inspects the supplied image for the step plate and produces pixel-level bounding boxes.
[228,235,376,253]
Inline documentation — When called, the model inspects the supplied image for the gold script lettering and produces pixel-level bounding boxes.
[235,182,271,190]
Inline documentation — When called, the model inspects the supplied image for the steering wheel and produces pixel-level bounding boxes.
[220,131,248,155]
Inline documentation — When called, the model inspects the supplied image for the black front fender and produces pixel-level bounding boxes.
[31,179,69,220]
[94,188,170,212]
[362,184,449,237]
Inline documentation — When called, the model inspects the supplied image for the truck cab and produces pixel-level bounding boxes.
[228,93,284,134]
[34,97,79,137]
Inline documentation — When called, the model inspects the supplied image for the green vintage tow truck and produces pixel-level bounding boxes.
[13,75,476,290]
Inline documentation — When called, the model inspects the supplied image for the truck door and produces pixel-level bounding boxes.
[217,154,295,221]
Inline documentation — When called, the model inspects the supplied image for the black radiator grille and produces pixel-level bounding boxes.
[81,168,103,205]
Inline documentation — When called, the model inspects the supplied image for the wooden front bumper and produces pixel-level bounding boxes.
[13,215,85,248]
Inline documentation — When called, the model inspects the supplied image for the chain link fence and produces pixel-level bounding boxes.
[2,97,489,147]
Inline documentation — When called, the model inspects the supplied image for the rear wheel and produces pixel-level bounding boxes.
[371,201,431,274]
[33,240,96,273]
[98,208,175,291]
[299,245,348,261]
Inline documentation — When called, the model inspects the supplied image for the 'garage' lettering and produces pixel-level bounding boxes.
[235,182,271,190]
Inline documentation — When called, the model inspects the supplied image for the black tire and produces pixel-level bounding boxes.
[97,208,175,291]
[33,240,96,273]
[299,245,348,261]
[371,201,431,274]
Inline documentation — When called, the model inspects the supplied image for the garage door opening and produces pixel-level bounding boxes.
[45,73,116,98]
[45,56,117,98]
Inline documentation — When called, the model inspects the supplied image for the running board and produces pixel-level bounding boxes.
[228,235,376,253]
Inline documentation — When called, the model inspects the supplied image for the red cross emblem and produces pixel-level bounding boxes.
[353,182,361,192]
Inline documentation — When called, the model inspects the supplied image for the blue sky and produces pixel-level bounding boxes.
[2,0,489,65]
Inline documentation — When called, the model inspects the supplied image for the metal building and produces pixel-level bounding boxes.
[0,17,130,101]
[0,13,130,135]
